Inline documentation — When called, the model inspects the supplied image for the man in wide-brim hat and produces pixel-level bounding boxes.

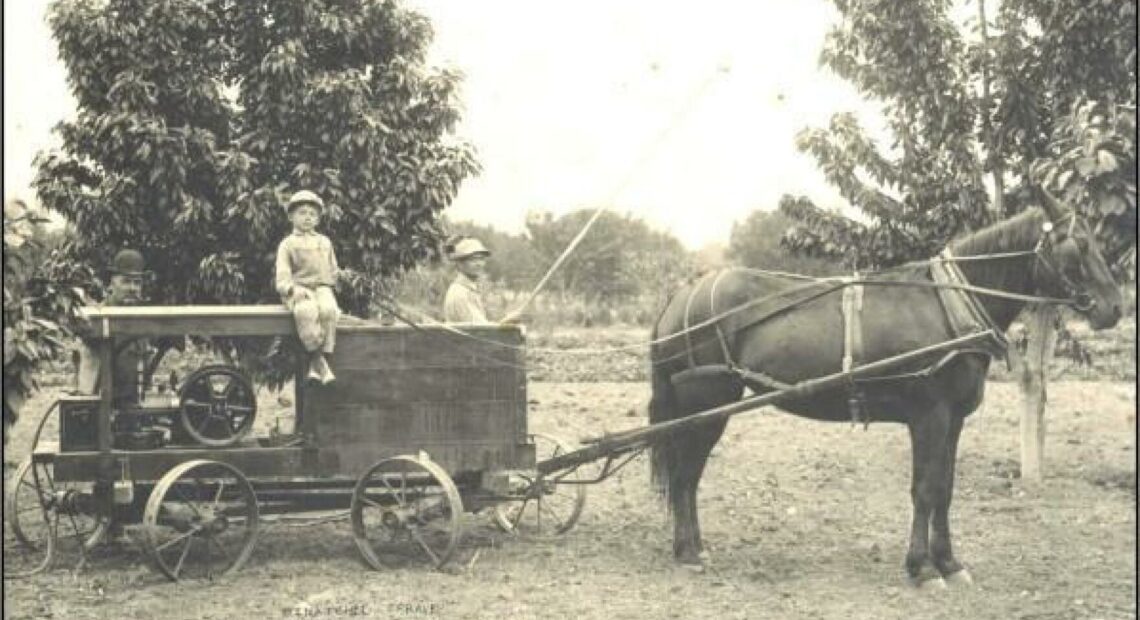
[442,237,522,325]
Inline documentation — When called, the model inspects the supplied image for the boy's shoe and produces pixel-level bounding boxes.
[307,355,325,383]
[315,353,336,384]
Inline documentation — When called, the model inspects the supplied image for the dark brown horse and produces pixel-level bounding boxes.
[648,190,1123,586]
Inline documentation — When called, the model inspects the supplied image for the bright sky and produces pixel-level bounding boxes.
[4,0,886,249]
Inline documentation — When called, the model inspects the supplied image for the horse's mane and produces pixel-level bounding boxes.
[949,207,1045,259]
[864,207,1046,284]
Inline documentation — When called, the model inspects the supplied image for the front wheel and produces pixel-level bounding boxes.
[4,458,108,578]
[141,459,259,581]
[492,433,586,540]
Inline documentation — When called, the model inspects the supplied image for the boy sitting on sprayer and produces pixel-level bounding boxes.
[275,190,340,384]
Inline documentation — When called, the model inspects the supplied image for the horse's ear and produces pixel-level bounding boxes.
[1033,184,1068,222]
[1027,163,1068,222]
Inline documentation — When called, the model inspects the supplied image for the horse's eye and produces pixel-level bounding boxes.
[1064,255,1087,280]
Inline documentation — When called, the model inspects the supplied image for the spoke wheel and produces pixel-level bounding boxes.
[142,460,259,581]
[493,433,587,540]
[179,365,257,447]
[4,458,107,578]
[351,455,463,570]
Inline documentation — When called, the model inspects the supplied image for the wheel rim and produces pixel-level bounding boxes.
[142,460,259,581]
[179,366,257,447]
[350,455,464,570]
[4,458,107,578]
[493,433,586,540]
[4,461,53,578]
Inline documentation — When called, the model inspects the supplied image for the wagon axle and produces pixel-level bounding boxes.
[46,489,96,517]
[158,502,230,536]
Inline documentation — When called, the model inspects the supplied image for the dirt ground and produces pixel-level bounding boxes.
[3,380,1135,620]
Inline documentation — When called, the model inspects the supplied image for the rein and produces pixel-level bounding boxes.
[373,227,1090,360]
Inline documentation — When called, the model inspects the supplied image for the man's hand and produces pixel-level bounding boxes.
[292,286,313,303]
[499,308,524,326]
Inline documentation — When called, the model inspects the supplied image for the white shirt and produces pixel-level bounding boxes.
[443,273,489,324]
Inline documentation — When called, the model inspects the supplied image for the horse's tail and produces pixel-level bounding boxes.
[647,322,676,508]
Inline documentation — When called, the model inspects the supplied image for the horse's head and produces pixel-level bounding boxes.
[1031,184,1123,330]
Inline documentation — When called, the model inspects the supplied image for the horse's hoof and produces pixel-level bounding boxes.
[908,575,947,590]
[678,562,706,574]
[943,568,974,587]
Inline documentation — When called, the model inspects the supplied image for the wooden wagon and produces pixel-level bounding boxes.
[4,306,586,580]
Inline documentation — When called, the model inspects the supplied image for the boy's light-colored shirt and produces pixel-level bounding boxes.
[443,273,489,324]
[276,230,338,298]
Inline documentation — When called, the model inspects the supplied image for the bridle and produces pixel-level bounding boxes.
[1029,212,1097,312]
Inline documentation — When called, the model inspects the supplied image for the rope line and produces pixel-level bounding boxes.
[379,250,1077,364]
[509,65,730,318]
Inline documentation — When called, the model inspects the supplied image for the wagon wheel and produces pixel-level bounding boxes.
[179,365,257,447]
[493,433,587,540]
[4,458,108,578]
[141,460,259,581]
[350,454,464,570]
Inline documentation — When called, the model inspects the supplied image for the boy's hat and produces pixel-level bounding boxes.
[110,249,146,275]
[449,238,490,261]
[285,190,324,214]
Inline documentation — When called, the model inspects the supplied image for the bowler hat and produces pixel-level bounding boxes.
[110,249,146,275]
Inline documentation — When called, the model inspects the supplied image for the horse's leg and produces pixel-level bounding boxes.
[905,403,952,588]
[931,413,973,586]
[670,419,727,569]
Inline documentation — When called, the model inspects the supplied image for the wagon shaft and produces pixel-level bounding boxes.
[537,331,996,475]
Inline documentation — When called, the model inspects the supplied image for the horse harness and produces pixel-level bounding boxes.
[673,262,1011,428]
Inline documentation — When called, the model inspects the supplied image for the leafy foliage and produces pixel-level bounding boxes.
[781,0,991,270]
[986,0,1135,258]
[782,0,1136,271]
[1031,101,1137,267]
[3,201,94,439]
[34,0,480,316]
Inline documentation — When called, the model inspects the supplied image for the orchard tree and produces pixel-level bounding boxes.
[727,209,841,276]
[783,0,1136,481]
[34,0,480,317]
[984,0,1136,252]
[525,209,691,303]
[783,0,1136,268]
[780,0,991,270]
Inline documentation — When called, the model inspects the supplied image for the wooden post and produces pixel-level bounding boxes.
[1016,304,1059,483]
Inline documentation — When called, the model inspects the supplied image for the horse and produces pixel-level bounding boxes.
[647,186,1123,587]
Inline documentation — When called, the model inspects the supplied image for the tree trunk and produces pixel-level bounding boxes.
[1013,304,1059,483]
[977,0,1005,217]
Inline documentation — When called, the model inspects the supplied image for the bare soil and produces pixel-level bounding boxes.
[3,380,1135,620]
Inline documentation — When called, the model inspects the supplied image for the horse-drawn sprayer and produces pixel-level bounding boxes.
[3,186,1124,588]
[2,303,995,583]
